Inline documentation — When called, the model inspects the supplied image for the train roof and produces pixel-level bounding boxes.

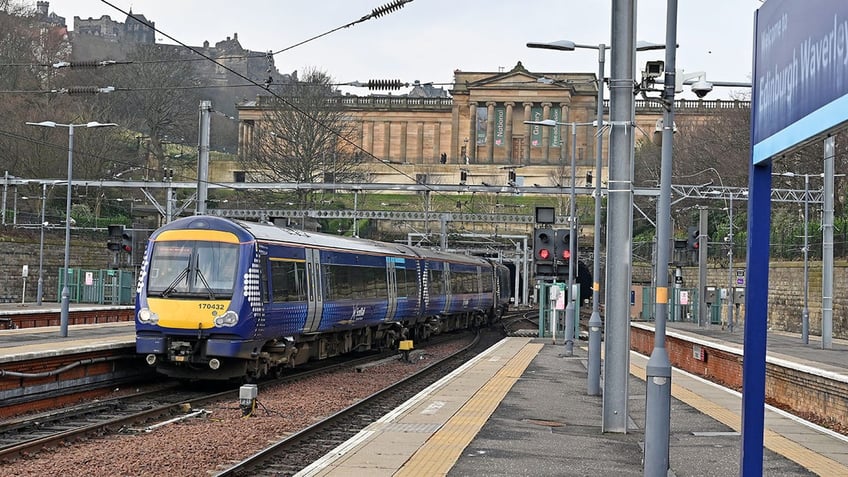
[154,216,491,266]
[234,218,418,257]
[236,220,490,266]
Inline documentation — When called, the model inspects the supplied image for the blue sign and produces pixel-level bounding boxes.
[752,1,848,164]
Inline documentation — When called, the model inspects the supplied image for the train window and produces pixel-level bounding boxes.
[395,267,418,298]
[147,240,237,297]
[482,272,494,293]
[429,269,445,295]
[271,260,307,302]
[196,242,239,293]
[260,257,269,304]
[323,264,388,300]
[147,242,193,294]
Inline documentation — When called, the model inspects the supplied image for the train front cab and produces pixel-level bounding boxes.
[135,220,266,380]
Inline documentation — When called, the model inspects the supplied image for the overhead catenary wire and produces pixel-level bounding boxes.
[90,0,442,196]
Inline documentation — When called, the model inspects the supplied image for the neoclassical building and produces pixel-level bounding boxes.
[232,62,747,188]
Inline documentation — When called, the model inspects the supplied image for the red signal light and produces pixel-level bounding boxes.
[562,250,571,260]
[693,242,699,250]
[538,249,550,260]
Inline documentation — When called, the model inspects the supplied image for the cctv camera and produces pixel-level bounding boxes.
[642,60,664,82]
[691,79,713,98]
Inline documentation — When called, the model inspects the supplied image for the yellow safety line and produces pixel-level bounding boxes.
[395,342,543,477]
[631,363,848,476]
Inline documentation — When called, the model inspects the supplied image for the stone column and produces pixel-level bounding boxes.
[542,102,552,164]
[451,103,461,162]
[433,122,442,162]
[504,102,514,163]
[383,121,391,161]
[486,101,496,164]
[522,102,533,165]
[468,102,478,163]
[560,101,571,168]
[238,121,246,158]
[416,122,425,164]
[399,121,408,164]
[246,121,254,157]
[366,121,375,157]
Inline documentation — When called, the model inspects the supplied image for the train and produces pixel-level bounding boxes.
[134,215,511,380]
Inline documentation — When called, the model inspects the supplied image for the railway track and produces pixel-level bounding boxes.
[0,333,466,463]
[214,328,503,477]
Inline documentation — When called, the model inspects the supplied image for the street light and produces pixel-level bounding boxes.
[524,118,594,357]
[26,121,118,337]
[774,171,821,345]
[527,37,664,396]
[36,183,47,305]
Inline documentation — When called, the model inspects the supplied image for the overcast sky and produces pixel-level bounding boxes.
[43,0,761,99]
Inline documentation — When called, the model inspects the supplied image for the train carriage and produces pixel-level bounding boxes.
[135,216,510,380]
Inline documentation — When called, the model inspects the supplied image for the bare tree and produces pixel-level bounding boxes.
[242,67,361,205]
[88,43,201,179]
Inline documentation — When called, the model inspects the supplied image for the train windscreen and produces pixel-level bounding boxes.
[147,240,239,298]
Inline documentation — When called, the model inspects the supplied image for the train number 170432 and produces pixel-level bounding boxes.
[198,303,225,311]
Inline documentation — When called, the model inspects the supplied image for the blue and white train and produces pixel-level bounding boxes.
[135,216,511,380]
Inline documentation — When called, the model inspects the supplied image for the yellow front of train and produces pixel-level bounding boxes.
[135,216,262,379]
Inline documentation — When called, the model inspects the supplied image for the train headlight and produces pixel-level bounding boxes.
[213,310,239,327]
[138,308,159,325]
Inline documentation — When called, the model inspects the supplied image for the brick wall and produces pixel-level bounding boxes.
[632,324,848,428]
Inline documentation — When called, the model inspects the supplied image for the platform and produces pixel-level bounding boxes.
[0,321,135,363]
[297,331,848,476]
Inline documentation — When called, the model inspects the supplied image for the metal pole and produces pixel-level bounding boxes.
[196,100,212,215]
[698,208,708,327]
[59,125,74,337]
[603,0,635,434]
[802,174,809,344]
[644,0,676,472]
[564,123,577,356]
[2,170,7,225]
[588,44,605,396]
[822,136,834,349]
[522,236,530,307]
[727,193,734,331]
[353,190,359,237]
[36,182,46,306]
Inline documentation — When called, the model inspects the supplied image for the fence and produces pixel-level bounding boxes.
[57,268,135,305]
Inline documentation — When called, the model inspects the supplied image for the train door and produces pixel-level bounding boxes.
[303,248,323,333]
[444,263,452,312]
[386,259,398,321]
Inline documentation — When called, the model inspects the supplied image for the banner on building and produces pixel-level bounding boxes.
[476,107,487,145]
[494,106,506,146]
[549,108,562,147]
[530,106,543,146]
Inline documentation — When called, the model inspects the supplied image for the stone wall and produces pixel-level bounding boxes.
[634,259,848,339]
[0,227,115,303]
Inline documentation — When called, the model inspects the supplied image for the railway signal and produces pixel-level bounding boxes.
[534,227,555,276]
[107,224,123,252]
[554,229,571,263]
[121,230,133,254]
[687,226,700,251]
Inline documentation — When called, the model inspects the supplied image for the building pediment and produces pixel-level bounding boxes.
[453,61,597,96]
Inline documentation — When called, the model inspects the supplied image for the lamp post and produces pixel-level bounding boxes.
[527,38,664,394]
[525,118,593,356]
[36,182,47,306]
[727,192,735,332]
[775,171,819,344]
[26,121,118,337]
